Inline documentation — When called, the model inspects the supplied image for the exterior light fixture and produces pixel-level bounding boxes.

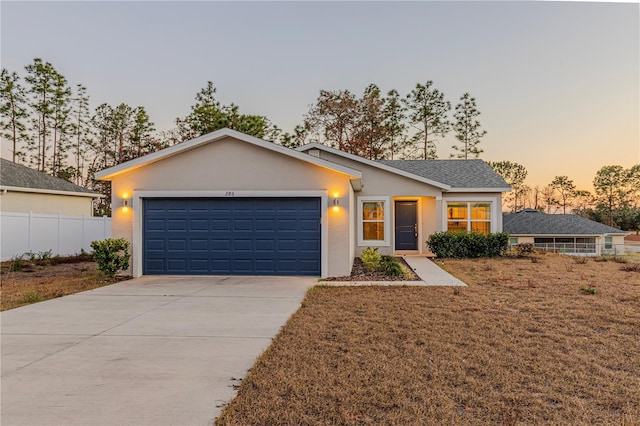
[122,195,130,212]
[331,195,340,212]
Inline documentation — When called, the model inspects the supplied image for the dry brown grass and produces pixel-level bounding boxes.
[0,261,126,311]
[217,254,640,425]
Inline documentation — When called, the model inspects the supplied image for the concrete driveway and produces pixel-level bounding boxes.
[1,275,315,426]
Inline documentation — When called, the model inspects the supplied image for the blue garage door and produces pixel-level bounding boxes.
[143,197,321,275]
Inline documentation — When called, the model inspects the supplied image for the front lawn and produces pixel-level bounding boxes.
[0,258,128,311]
[217,254,640,425]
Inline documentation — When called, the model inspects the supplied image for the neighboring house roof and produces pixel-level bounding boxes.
[503,209,627,236]
[297,143,509,192]
[0,158,99,197]
[95,128,362,181]
[378,159,510,191]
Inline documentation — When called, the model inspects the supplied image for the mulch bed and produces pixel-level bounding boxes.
[324,257,419,281]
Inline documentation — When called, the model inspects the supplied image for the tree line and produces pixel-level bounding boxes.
[488,161,640,231]
[2,58,637,232]
[301,83,486,160]
[1,60,279,214]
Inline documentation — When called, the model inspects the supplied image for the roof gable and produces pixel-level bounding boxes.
[297,143,451,190]
[298,143,509,192]
[95,128,362,180]
[0,158,98,197]
[503,209,626,235]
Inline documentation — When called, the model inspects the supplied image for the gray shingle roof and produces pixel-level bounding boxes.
[0,158,97,195]
[503,209,626,235]
[377,159,509,189]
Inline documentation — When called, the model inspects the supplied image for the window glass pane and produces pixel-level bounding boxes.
[576,238,595,244]
[363,222,385,240]
[447,221,467,233]
[471,222,491,235]
[447,203,468,220]
[509,237,518,245]
[471,203,491,220]
[535,238,554,244]
[556,238,573,243]
[363,202,385,220]
[605,236,612,249]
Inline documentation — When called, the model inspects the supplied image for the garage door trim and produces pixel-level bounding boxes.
[130,190,329,277]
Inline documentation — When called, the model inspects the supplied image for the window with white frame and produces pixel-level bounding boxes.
[358,197,390,246]
[604,236,613,249]
[446,202,492,235]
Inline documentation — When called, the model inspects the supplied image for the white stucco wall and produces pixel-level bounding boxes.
[313,150,444,256]
[108,137,354,277]
[0,191,94,216]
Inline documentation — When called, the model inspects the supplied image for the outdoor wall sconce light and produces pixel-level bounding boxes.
[331,193,340,212]
[122,194,130,212]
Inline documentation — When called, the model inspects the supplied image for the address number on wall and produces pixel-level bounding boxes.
[224,191,235,197]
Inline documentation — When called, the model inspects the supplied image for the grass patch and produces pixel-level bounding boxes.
[0,258,128,311]
[217,254,640,425]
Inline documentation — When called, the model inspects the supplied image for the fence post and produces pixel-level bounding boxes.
[27,211,32,253]
[82,215,86,252]
[57,213,62,256]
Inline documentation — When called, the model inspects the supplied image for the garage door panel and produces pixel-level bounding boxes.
[189,239,209,251]
[189,219,209,231]
[255,239,275,251]
[146,219,166,231]
[167,259,187,271]
[167,219,187,231]
[143,197,320,275]
[233,239,252,251]
[189,259,209,272]
[145,239,165,251]
[167,239,187,251]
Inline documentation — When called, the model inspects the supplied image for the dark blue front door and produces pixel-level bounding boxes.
[143,197,321,275]
[395,201,417,250]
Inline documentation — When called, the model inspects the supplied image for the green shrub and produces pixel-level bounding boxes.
[90,238,131,276]
[361,247,382,272]
[426,231,509,259]
[380,255,404,277]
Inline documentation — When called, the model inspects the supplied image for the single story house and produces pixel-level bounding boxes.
[503,209,627,256]
[95,128,510,277]
[0,158,99,216]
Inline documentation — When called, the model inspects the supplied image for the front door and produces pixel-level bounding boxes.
[395,201,418,250]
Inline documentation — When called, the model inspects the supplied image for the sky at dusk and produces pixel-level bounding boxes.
[1,1,638,192]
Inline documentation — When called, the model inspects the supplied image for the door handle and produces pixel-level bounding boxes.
[414,224,418,237]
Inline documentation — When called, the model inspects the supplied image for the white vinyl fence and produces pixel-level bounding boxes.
[0,212,111,261]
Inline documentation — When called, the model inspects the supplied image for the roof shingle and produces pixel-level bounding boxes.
[377,159,509,189]
[503,209,626,235]
[0,158,97,195]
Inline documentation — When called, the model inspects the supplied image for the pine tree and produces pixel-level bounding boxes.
[383,89,408,160]
[24,58,57,171]
[403,81,450,159]
[0,69,29,163]
[451,93,486,159]
[71,84,92,185]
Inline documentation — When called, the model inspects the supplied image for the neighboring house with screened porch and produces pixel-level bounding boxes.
[503,209,627,256]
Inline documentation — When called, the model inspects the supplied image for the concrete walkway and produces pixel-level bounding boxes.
[1,275,315,426]
[403,256,467,286]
